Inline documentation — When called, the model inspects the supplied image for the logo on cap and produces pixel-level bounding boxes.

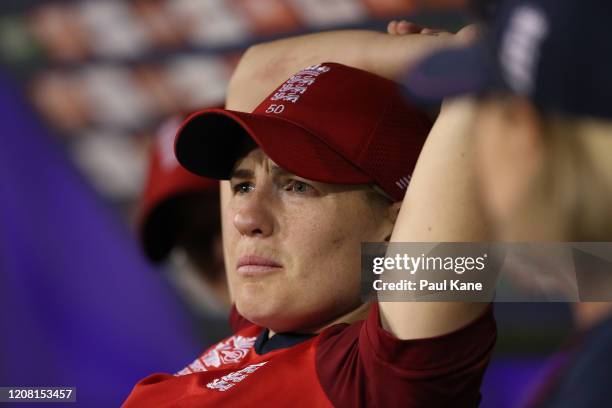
[269,64,331,105]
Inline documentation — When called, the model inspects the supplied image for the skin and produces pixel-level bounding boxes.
[472,96,612,329]
[225,29,458,113]
[223,149,396,333]
[387,20,446,36]
[473,96,545,240]
[380,98,489,339]
[220,25,490,340]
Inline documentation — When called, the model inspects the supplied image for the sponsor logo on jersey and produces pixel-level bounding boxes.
[175,335,257,376]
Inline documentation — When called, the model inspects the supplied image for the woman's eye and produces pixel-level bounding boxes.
[232,182,254,194]
[285,180,314,194]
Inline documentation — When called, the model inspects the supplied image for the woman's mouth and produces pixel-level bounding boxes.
[236,255,283,276]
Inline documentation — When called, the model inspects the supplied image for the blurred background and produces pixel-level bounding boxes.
[0,0,573,406]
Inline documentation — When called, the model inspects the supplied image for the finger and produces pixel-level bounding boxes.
[421,28,445,35]
[397,20,423,35]
[387,20,398,35]
[455,24,483,44]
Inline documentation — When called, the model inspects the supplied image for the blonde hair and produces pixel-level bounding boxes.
[516,115,612,240]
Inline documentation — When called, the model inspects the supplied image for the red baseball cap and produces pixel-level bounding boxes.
[138,116,219,262]
[175,63,432,201]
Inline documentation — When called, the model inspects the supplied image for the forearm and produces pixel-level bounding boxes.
[380,98,491,340]
[391,98,489,242]
[226,30,453,112]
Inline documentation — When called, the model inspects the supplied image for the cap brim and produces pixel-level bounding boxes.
[403,41,495,103]
[175,108,371,184]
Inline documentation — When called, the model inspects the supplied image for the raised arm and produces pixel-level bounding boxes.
[376,25,491,339]
[379,97,491,339]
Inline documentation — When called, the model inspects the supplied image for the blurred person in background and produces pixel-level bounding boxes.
[0,71,203,408]
[138,115,231,345]
[123,25,496,407]
[405,0,612,406]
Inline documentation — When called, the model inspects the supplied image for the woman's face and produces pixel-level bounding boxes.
[221,148,392,333]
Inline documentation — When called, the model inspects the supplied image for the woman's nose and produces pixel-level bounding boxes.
[232,192,274,238]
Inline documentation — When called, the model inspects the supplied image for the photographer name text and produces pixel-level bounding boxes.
[373,279,483,292]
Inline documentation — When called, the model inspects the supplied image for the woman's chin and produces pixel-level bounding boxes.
[236,296,280,327]
[235,299,313,333]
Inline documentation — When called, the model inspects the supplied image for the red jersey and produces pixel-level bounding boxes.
[123,302,496,407]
